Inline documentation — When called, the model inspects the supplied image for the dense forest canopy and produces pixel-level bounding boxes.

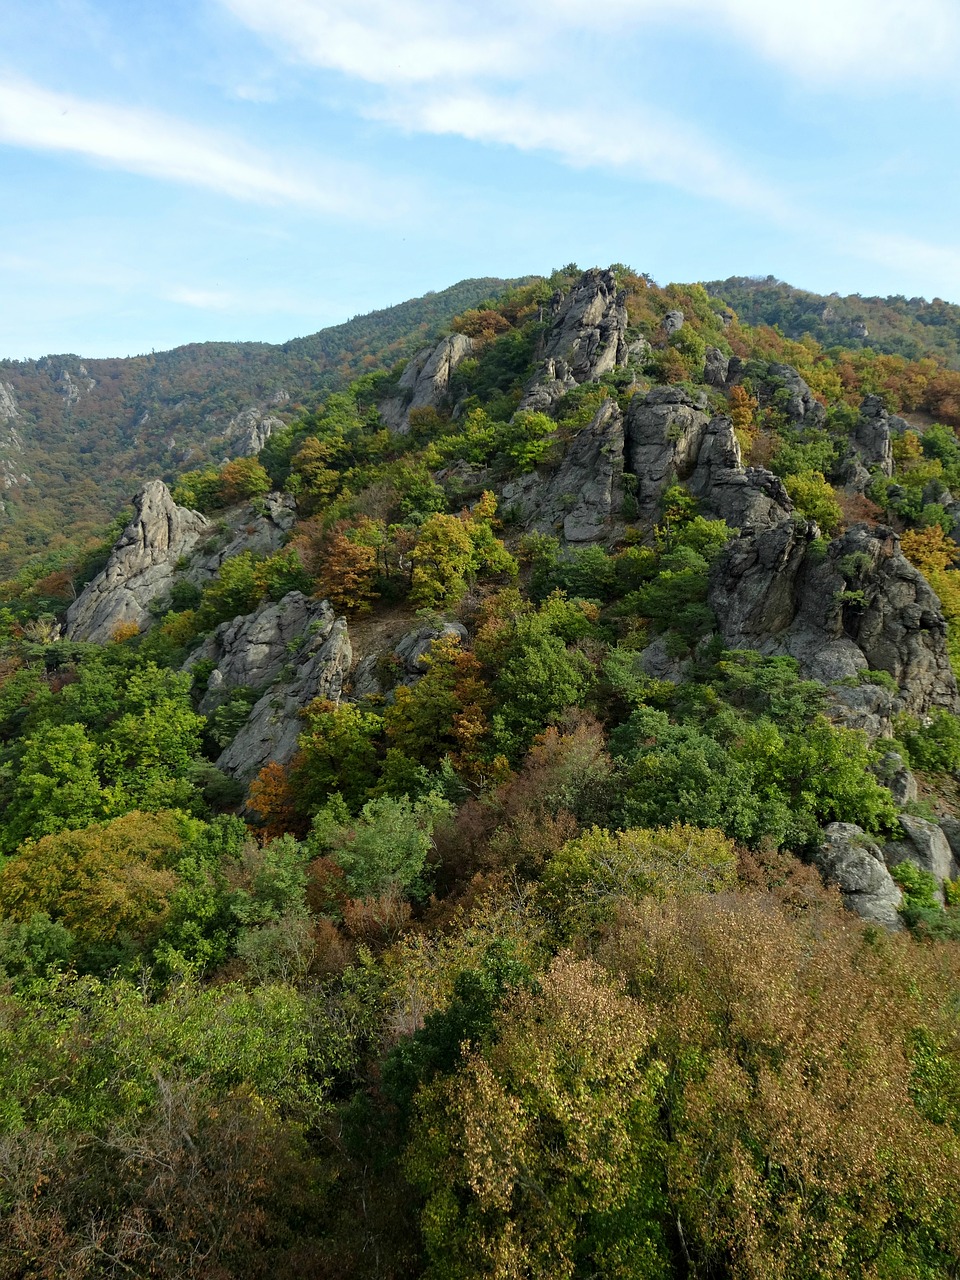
[4,265,960,1276]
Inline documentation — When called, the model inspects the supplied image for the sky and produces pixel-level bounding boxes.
[3,0,960,360]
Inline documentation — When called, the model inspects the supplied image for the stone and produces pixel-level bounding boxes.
[874,750,918,806]
[517,358,579,414]
[883,815,960,904]
[814,823,903,928]
[393,621,469,679]
[379,333,475,431]
[64,481,208,643]
[541,268,629,382]
[624,387,712,523]
[663,309,684,335]
[184,591,335,714]
[703,347,730,387]
[687,419,793,531]
[938,816,960,867]
[216,611,352,783]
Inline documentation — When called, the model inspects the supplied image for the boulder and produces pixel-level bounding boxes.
[184,492,297,584]
[394,621,469,678]
[624,387,711,523]
[517,357,579,414]
[663,309,684,335]
[838,394,894,492]
[814,823,903,928]
[883,816,960,904]
[874,750,918,807]
[216,611,352,783]
[64,481,208,643]
[703,347,730,387]
[184,591,334,714]
[224,407,284,458]
[766,364,827,428]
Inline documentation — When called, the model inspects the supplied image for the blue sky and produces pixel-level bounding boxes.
[3,0,960,359]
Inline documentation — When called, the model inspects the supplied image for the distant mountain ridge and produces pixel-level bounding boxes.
[0,275,525,574]
[708,275,960,368]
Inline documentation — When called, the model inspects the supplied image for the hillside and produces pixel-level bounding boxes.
[5,265,960,1276]
[0,275,522,576]
[709,273,960,366]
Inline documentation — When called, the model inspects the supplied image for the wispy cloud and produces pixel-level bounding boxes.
[375,89,788,219]
[0,76,368,212]
[220,0,960,89]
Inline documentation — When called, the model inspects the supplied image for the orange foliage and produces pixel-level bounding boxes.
[248,761,304,839]
[315,526,379,614]
[451,308,511,344]
[837,491,883,527]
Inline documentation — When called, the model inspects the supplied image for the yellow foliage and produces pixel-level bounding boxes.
[111,620,140,644]
[0,810,194,944]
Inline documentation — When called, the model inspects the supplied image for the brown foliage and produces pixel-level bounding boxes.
[314,528,378,614]
[836,489,883,526]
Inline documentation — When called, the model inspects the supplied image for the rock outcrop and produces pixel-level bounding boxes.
[624,388,791,531]
[224,406,284,458]
[541,268,628,382]
[379,333,475,431]
[884,816,960,905]
[709,521,960,721]
[501,399,626,543]
[215,606,352,783]
[838,395,896,493]
[517,358,579,414]
[184,591,334,715]
[765,363,827,428]
[64,481,208,643]
[184,492,297,584]
[813,823,903,928]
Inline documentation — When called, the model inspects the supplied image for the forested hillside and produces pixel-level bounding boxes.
[5,265,960,1277]
[0,276,521,576]
[710,273,960,367]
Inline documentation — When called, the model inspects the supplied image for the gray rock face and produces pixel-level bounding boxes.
[624,389,790,531]
[884,816,960,904]
[938,817,960,868]
[625,387,711,523]
[379,333,475,431]
[542,268,628,382]
[501,399,626,544]
[766,364,826,428]
[64,481,209,643]
[184,591,334,714]
[225,407,284,458]
[814,823,903,928]
[703,347,730,387]
[0,382,18,424]
[517,357,579,414]
[184,492,297,585]
[838,395,894,493]
[686,418,794,531]
[709,521,960,721]
[663,309,684,335]
[874,750,918,807]
[216,610,352,783]
[394,621,469,677]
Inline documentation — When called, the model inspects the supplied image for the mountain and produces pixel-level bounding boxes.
[708,274,960,367]
[5,265,960,1275]
[0,275,524,575]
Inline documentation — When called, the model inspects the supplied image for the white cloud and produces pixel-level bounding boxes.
[0,76,364,212]
[376,89,787,218]
[219,0,524,86]
[221,0,960,88]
